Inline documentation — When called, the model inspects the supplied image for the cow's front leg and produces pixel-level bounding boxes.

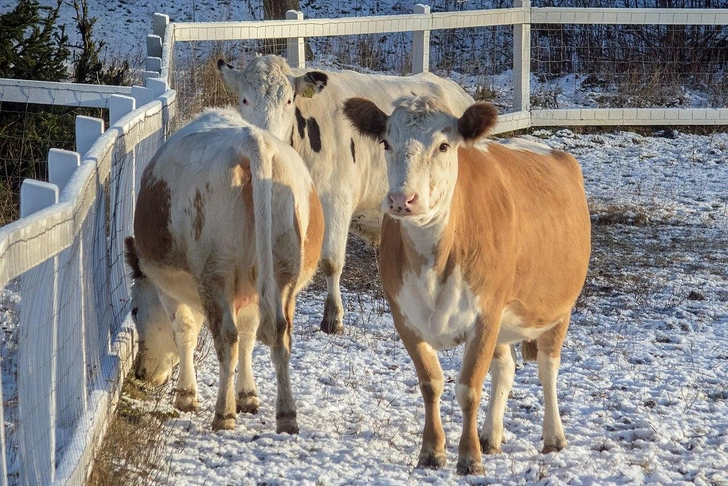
[456,315,499,475]
[200,277,238,431]
[537,317,569,453]
[235,304,259,414]
[318,197,351,335]
[393,311,446,469]
[480,343,516,454]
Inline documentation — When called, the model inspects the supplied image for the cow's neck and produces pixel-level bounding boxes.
[399,200,456,276]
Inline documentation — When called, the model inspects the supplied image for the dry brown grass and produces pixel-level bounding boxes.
[0,181,18,226]
[87,377,178,485]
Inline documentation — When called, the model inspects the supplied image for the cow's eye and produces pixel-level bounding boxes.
[242,98,248,105]
[439,143,449,152]
[287,99,292,105]
[382,140,390,151]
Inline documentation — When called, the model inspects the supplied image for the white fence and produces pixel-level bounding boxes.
[157,2,728,134]
[0,45,174,483]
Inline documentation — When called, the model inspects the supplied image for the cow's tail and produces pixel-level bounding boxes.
[521,340,539,362]
[249,135,286,347]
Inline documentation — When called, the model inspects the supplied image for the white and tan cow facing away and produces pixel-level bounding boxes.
[218,55,474,334]
[343,96,591,475]
[126,107,323,432]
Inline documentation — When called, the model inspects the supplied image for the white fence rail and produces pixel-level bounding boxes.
[0,59,174,482]
[160,3,728,133]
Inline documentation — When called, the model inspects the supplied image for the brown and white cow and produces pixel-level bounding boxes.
[126,107,323,432]
[218,55,474,334]
[343,96,591,475]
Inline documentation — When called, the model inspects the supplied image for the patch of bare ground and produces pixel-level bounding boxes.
[579,202,727,308]
[309,234,383,297]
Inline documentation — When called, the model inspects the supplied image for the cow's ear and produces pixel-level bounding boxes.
[343,98,388,140]
[124,236,145,279]
[294,71,328,98]
[457,102,498,142]
[218,59,240,91]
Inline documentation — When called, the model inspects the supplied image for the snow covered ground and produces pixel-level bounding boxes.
[132,129,727,485]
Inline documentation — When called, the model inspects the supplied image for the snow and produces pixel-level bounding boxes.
[1,0,727,484]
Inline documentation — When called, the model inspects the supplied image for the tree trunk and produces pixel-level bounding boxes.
[262,0,302,56]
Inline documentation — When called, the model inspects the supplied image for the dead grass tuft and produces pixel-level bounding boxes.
[87,375,177,485]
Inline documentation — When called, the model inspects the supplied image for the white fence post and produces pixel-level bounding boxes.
[286,10,305,69]
[110,95,136,126]
[131,85,155,107]
[18,180,60,486]
[75,116,104,157]
[412,4,431,74]
[514,0,531,113]
[48,149,80,193]
[145,57,162,74]
[153,13,169,40]
[48,151,88,443]
[145,77,168,97]
[146,34,163,59]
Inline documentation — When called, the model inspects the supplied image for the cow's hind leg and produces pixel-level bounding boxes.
[480,343,516,454]
[157,294,202,412]
[235,304,260,414]
[318,201,350,335]
[199,276,239,431]
[270,293,298,434]
[537,317,570,453]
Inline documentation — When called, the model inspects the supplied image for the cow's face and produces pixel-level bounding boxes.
[125,237,178,387]
[129,276,179,387]
[218,56,327,142]
[343,96,498,226]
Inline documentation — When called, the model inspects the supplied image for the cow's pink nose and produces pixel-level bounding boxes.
[388,192,418,213]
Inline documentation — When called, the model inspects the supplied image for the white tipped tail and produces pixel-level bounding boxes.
[249,136,286,346]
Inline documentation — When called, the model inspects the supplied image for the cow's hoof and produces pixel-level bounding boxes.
[236,392,260,414]
[542,438,567,454]
[276,411,299,434]
[174,390,199,412]
[321,298,344,335]
[320,316,344,335]
[212,413,236,431]
[456,457,484,476]
[480,437,502,455]
[417,450,446,469]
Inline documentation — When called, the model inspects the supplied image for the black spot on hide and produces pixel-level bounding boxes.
[307,117,322,152]
[295,107,306,139]
[350,139,356,162]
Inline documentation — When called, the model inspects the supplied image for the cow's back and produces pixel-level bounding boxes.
[452,140,591,319]
[134,108,317,305]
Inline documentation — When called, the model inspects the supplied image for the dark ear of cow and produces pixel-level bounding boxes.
[294,71,328,98]
[124,236,145,279]
[457,102,499,142]
[217,59,234,71]
[218,59,239,91]
[342,97,388,140]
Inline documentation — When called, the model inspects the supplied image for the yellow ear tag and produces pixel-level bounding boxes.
[300,86,315,98]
